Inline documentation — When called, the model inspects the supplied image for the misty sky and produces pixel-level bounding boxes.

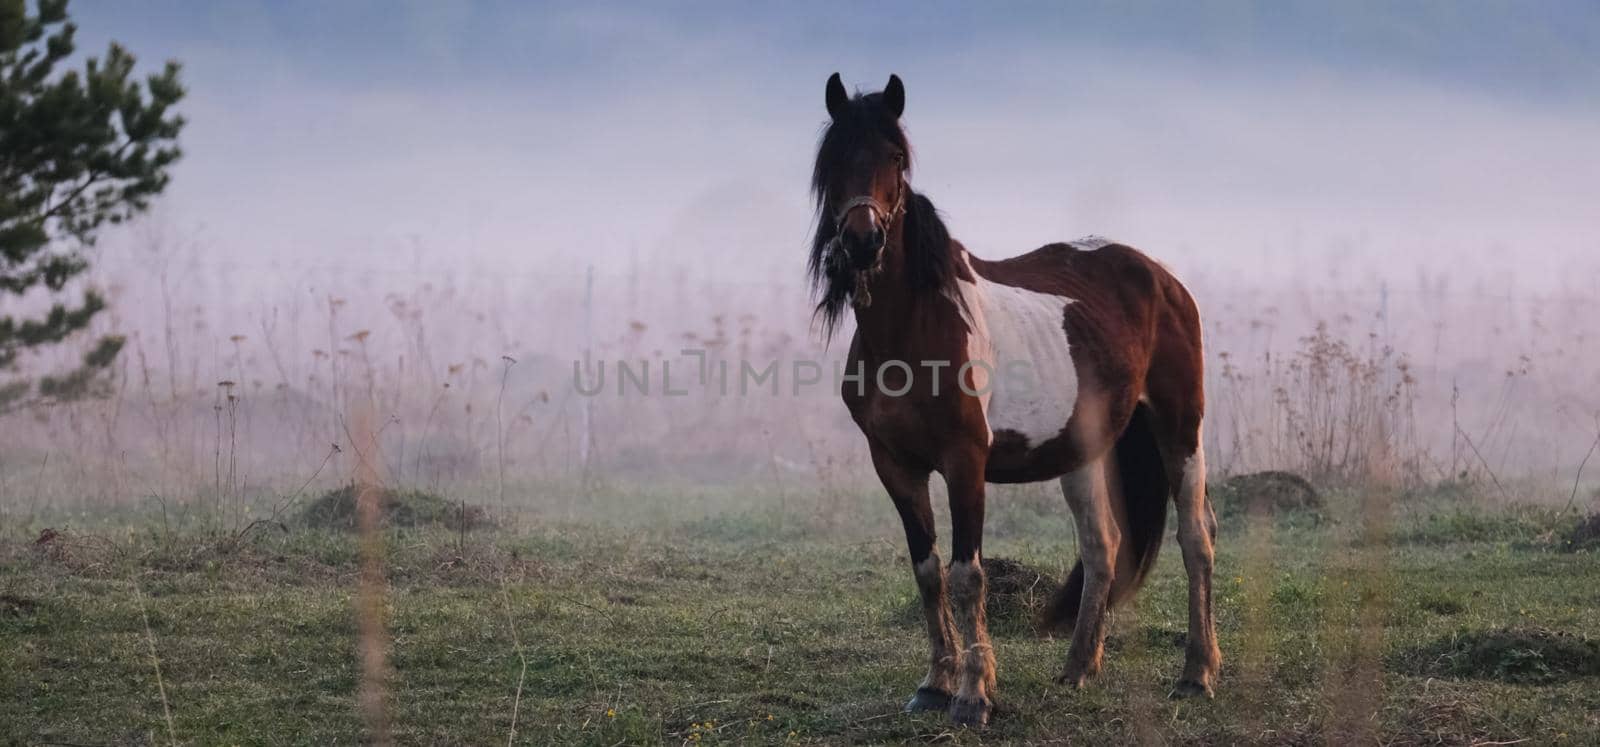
[71,1,1600,291]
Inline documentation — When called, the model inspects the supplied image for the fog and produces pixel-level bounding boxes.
[7,3,1600,510]
[64,2,1596,275]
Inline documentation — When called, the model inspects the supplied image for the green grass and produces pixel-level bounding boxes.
[2,488,1598,744]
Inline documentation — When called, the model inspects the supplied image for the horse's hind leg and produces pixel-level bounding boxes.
[1056,455,1120,687]
[1145,275,1222,697]
[869,443,959,712]
[1152,406,1221,697]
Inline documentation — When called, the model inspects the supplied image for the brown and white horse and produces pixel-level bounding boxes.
[809,74,1220,726]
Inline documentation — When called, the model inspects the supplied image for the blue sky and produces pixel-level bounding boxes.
[66,1,1600,287]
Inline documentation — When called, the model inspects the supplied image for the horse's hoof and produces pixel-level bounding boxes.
[948,696,992,727]
[903,687,951,713]
[1054,670,1091,689]
[1169,678,1215,699]
[1054,659,1098,689]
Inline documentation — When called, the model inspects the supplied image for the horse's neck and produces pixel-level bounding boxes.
[851,242,964,360]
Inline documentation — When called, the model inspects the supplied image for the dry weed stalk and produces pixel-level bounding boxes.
[131,574,178,746]
[352,409,394,745]
[499,574,529,746]
[1322,427,1397,743]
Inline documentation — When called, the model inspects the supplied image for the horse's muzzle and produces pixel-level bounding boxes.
[823,233,884,309]
[840,226,885,271]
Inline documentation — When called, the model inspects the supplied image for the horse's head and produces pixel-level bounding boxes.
[811,73,910,283]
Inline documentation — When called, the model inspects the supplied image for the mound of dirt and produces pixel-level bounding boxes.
[1565,512,1600,551]
[981,557,1055,613]
[299,484,491,531]
[1396,627,1600,684]
[892,557,1056,636]
[1213,470,1322,521]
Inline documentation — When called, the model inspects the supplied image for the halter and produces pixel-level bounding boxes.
[826,175,906,309]
[831,175,906,235]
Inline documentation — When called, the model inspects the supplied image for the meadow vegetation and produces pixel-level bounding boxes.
[3,245,1599,743]
[2,477,1599,744]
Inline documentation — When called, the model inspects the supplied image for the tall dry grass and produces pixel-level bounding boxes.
[2,237,1598,526]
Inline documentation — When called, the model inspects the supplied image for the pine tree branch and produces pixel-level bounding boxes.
[39,137,135,222]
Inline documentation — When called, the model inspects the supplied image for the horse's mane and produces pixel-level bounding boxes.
[807,92,958,339]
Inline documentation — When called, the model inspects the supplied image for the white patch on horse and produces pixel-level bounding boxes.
[950,252,1081,448]
[1067,235,1116,251]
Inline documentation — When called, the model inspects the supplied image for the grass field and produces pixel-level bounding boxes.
[3,484,1598,745]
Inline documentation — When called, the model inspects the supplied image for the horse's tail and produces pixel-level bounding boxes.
[1041,401,1170,634]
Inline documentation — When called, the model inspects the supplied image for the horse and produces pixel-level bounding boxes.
[808,73,1220,727]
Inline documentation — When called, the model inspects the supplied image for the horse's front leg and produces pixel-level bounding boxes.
[943,450,995,726]
[869,443,959,712]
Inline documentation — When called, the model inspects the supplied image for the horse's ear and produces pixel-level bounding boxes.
[884,74,904,118]
[826,73,849,120]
